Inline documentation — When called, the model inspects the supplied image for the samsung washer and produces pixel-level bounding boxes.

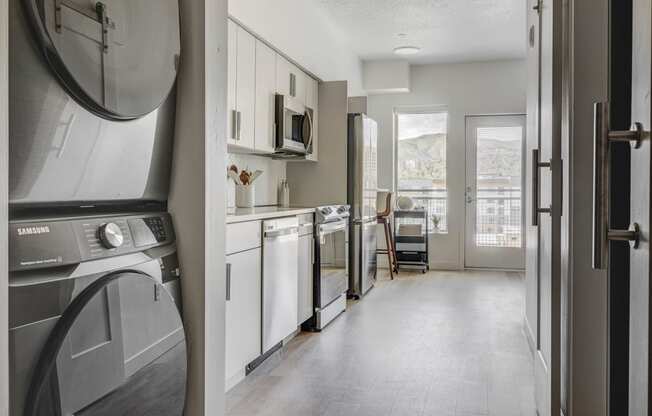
[9,212,186,416]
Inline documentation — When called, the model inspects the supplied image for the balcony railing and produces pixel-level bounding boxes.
[397,188,523,246]
[397,189,448,233]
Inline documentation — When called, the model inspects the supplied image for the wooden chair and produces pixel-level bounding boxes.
[377,192,398,280]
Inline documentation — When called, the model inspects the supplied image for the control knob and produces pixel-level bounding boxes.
[98,223,124,249]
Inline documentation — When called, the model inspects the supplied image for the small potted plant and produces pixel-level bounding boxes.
[431,215,441,232]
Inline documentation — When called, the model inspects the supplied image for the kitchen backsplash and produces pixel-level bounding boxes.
[227,154,287,208]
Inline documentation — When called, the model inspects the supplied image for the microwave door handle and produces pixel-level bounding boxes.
[304,110,314,154]
[307,110,314,153]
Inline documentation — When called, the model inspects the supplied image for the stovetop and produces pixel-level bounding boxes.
[316,205,350,224]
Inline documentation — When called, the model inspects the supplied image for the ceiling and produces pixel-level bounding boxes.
[316,0,527,64]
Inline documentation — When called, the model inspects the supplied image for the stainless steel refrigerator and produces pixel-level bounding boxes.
[347,113,378,298]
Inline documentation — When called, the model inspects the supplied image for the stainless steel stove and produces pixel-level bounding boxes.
[306,205,350,331]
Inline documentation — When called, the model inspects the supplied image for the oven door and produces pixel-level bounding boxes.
[316,220,349,309]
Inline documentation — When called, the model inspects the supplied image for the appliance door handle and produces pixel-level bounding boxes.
[311,237,315,264]
[264,227,299,239]
[226,263,232,301]
[531,148,552,227]
[304,110,314,154]
[592,102,643,269]
[319,222,347,234]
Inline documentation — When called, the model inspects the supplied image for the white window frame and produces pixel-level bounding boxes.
[393,105,450,234]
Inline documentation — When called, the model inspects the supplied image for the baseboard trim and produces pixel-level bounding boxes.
[524,316,536,356]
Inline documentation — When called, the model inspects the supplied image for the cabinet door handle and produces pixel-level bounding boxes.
[226,263,232,301]
[231,110,238,140]
[290,73,296,97]
[531,148,552,226]
[311,237,315,264]
[592,102,643,269]
[236,111,242,141]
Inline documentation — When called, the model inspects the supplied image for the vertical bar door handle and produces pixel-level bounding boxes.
[592,102,643,270]
[231,110,238,140]
[236,111,242,141]
[226,263,232,301]
[532,148,552,227]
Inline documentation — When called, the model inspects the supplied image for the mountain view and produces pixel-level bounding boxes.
[397,133,446,189]
[398,133,522,190]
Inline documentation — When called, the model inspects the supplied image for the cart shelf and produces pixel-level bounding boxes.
[394,209,429,273]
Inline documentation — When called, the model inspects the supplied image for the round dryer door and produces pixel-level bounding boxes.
[24,0,180,120]
[25,271,186,416]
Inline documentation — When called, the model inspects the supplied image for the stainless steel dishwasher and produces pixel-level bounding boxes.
[262,217,299,353]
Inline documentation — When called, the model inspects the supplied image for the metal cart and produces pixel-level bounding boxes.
[394,209,429,273]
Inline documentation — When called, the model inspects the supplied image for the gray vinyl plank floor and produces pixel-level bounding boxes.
[226,270,536,416]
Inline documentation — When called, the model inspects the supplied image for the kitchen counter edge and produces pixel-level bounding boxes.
[226,207,315,224]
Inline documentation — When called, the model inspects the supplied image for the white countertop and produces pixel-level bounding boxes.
[226,206,315,223]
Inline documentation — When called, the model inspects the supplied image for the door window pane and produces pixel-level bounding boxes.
[396,111,448,233]
[475,126,523,248]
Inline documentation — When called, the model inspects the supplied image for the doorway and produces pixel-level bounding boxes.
[464,115,526,269]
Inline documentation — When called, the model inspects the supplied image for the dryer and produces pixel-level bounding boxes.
[9,0,181,207]
[9,212,186,416]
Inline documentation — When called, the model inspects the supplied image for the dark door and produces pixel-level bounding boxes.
[592,0,651,414]
[628,0,651,412]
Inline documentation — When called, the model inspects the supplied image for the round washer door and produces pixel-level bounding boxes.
[24,0,180,120]
[25,271,186,416]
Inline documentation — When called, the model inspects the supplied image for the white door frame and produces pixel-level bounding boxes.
[464,114,527,270]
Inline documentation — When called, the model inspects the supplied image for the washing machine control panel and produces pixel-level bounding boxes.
[9,213,176,272]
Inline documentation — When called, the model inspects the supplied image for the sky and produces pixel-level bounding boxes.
[398,112,448,140]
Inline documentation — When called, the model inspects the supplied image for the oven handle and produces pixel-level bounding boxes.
[319,221,347,235]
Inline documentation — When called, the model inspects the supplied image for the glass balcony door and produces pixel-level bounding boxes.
[464,115,526,269]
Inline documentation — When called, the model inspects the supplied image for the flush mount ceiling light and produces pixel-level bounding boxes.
[393,46,421,55]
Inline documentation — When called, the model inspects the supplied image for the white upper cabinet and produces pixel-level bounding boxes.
[277,56,307,105]
[293,64,307,105]
[254,41,277,154]
[276,56,292,98]
[227,22,256,150]
[227,20,319,160]
[227,20,237,144]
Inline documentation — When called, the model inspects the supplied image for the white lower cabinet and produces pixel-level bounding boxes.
[298,232,314,325]
[225,247,262,391]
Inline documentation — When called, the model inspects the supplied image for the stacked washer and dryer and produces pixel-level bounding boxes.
[9,0,186,415]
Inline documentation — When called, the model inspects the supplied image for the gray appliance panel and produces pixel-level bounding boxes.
[24,0,180,119]
[10,0,176,205]
[262,218,299,353]
[349,219,377,298]
[9,247,183,416]
[347,114,378,222]
[9,213,175,272]
[317,221,348,308]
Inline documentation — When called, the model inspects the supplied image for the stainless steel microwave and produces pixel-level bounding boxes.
[274,94,314,157]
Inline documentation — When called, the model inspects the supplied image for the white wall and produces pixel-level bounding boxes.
[0,0,8,412]
[363,60,411,94]
[226,154,287,208]
[228,0,364,96]
[168,0,227,414]
[367,60,527,269]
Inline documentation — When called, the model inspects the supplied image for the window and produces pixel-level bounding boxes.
[395,110,448,233]
[474,126,524,248]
